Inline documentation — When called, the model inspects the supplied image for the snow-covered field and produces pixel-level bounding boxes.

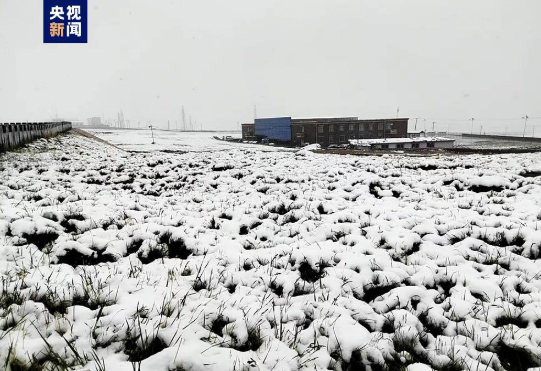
[85,129,290,153]
[1,132,541,371]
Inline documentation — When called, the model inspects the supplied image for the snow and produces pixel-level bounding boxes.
[350,137,455,145]
[467,175,512,189]
[1,130,541,370]
[301,143,321,151]
[85,129,294,153]
[295,143,321,157]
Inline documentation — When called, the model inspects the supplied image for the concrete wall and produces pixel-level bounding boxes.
[435,141,454,148]
[0,122,72,152]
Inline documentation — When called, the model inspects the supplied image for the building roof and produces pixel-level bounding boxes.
[350,137,455,146]
[291,117,409,125]
[292,117,358,123]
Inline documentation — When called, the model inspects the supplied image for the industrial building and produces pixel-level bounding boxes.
[241,123,256,141]
[242,117,409,147]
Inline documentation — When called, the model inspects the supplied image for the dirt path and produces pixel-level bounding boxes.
[70,128,125,151]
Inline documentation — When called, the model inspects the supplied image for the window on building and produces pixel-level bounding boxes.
[329,125,335,132]
[378,123,384,130]
[329,136,334,143]
[368,124,373,131]
[359,123,365,132]
[339,125,345,132]
[396,143,404,149]
[317,135,324,143]
[381,144,389,149]
[349,124,355,131]
[387,122,393,130]
[350,134,356,139]
[339,135,345,143]
[412,143,420,149]
[427,142,435,148]
[301,126,305,133]
[318,125,324,133]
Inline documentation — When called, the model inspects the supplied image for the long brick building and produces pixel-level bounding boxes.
[242,117,409,147]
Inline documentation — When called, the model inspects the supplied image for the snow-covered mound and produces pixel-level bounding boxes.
[302,143,321,151]
[296,143,321,157]
[1,133,541,371]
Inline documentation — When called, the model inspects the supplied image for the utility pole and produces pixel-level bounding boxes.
[396,107,399,118]
[414,118,418,131]
[149,125,155,144]
[167,120,170,131]
[432,121,435,133]
[522,115,529,137]
[470,118,474,135]
[254,105,257,120]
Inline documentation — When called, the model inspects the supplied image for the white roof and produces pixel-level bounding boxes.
[350,137,455,146]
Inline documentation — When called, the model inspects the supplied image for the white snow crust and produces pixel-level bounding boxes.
[1,132,541,370]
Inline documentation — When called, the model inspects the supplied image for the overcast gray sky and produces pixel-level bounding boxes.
[1,0,540,133]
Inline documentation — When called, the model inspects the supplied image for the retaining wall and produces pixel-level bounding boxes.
[0,122,72,152]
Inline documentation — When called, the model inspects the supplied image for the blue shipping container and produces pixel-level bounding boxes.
[254,117,292,142]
